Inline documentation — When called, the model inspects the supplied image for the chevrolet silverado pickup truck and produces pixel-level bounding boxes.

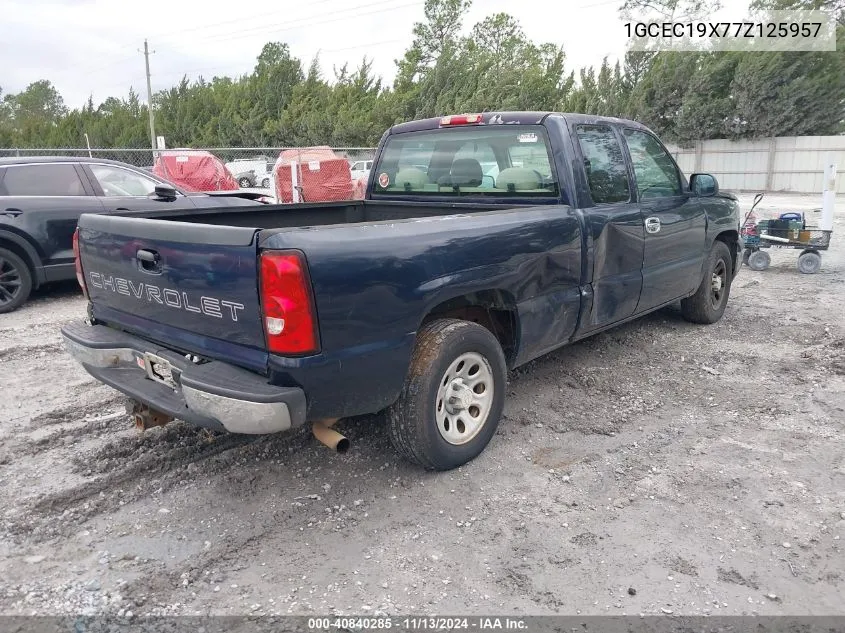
[62,112,743,470]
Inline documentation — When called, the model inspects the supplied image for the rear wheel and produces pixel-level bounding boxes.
[387,319,507,471]
[261,178,270,188]
[681,240,733,325]
[0,247,33,314]
[797,250,821,274]
[747,250,771,271]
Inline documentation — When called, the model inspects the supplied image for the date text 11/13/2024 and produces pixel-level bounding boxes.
[307,617,528,630]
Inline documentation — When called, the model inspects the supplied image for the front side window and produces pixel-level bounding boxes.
[372,125,559,198]
[623,129,682,199]
[90,164,159,197]
[574,125,630,204]
[1,164,87,196]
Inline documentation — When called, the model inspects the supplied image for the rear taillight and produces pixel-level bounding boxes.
[259,251,318,355]
[72,228,89,299]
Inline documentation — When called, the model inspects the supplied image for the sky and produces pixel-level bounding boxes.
[0,0,753,109]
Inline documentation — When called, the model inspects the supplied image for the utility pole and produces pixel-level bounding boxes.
[142,39,156,153]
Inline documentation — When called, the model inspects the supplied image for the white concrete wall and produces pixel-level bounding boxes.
[666,135,845,194]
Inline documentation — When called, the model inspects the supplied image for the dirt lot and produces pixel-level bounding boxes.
[0,193,843,618]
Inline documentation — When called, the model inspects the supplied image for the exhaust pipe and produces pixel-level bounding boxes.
[312,418,350,453]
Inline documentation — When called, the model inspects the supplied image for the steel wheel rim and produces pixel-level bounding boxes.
[435,352,494,446]
[710,259,726,307]
[0,256,22,306]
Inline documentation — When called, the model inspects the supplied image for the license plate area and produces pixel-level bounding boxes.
[138,352,178,389]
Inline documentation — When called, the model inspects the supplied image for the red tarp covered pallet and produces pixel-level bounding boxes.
[154,150,239,192]
[273,147,353,203]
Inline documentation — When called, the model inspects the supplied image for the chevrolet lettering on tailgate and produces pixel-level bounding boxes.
[88,272,246,321]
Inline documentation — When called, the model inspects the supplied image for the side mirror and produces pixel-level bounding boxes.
[152,184,178,201]
[690,173,718,197]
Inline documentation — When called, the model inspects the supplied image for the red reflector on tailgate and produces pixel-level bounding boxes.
[259,251,319,355]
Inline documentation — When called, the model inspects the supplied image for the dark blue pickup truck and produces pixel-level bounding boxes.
[62,112,743,470]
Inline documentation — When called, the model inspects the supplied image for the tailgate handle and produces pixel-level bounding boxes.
[136,249,162,274]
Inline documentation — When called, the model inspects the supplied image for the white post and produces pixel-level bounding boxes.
[820,153,836,231]
[290,161,300,203]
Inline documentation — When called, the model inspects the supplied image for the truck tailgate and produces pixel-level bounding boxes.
[77,214,267,369]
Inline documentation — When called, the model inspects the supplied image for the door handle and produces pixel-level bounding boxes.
[645,216,661,234]
[115,207,130,211]
[3,208,23,217]
[136,249,162,274]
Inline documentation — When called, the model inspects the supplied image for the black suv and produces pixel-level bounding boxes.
[0,157,265,313]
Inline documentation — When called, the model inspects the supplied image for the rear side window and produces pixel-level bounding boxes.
[372,125,559,199]
[623,129,682,199]
[574,125,630,204]
[2,164,87,196]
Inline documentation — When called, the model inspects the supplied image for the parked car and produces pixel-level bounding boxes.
[0,157,268,313]
[349,159,373,181]
[63,112,742,471]
[233,169,257,188]
[226,159,273,189]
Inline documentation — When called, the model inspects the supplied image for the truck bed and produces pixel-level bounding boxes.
[116,199,511,230]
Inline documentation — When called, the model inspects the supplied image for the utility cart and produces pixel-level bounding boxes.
[741,193,833,274]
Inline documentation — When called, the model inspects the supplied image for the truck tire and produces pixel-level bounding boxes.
[0,247,33,314]
[387,319,507,471]
[680,240,733,325]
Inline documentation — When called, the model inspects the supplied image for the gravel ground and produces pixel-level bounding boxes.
[0,193,843,618]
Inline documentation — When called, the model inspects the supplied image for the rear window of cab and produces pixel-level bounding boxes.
[371,125,559,199]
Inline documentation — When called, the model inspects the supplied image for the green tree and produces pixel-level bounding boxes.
[2,0,843,151]
[674,52,741,144]
[749,0,844,25]
[627,52,701,139]
[2,80,67,146]
[729,33,845,138]
[620,0,722,20]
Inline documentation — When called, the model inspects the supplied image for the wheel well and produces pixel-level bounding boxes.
[715,230,739,274]
[0,238,38,288]
[422,291,519,366]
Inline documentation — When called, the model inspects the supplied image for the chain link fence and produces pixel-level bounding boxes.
[0,146,378,199]
[0,147,377,165]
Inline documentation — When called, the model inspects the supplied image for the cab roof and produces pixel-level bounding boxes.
[387,111,651,135]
